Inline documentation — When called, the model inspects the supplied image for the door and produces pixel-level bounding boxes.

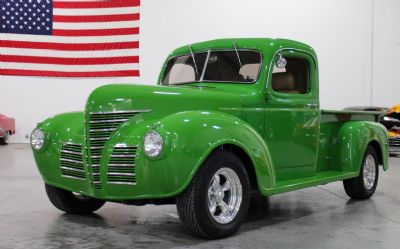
[264,50,320,181]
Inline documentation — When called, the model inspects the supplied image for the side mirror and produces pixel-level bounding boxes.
[275,54,287,68]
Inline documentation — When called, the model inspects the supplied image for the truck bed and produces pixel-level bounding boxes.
[321,109,385,122]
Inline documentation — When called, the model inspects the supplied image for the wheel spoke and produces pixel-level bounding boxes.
[209,200,217,214]
[212,174,221,188]
[222,179,231,192]
[219,201,231,215]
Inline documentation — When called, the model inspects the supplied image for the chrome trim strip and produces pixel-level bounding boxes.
[92,173,100,176]
[114,144,137,148]
[62,142,82,146]
[90,118,129,124]
[107,181,137,186]
[61,175,86,181]
[90,146,105,149]
[111,155,136,158]
[107,172,136,176]
[91,155,102,159]
[90,128,116,132]
[60,150,82,155]
[60,158,83,164]
[90,137,109,141]
[61,166,85,173]
[108,163,135,167]
[91,164,100,167]
[89,109,152,115]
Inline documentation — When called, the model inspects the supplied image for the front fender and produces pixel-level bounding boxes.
[32,112,92,195]
[101,111,275,199]
[332,121,389,173]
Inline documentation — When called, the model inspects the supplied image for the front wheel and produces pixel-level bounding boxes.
[45,184,105,214]
[176,150,250,239]
[343,145,379,199]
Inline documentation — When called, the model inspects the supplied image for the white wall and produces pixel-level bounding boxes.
[372,0,400,107]
[0,0,397,143]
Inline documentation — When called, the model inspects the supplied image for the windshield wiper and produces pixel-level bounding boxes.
[188,44,199,77]
[233,42,243,68]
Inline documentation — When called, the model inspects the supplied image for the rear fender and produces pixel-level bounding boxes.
[331,121,389,172]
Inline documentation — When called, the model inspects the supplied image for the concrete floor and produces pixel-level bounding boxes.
[0,144,399,249]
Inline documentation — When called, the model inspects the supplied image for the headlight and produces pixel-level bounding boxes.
[144,131,163,158]
[31,128,45,151]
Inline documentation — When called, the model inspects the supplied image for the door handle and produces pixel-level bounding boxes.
[306,103,318,109]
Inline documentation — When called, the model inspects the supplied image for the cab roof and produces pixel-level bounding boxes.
[171,38,316,57]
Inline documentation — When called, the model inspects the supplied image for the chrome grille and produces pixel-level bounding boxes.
[108,145,137,185]
[87,110,149,189]
[60,143,86,180]
[389,137,400,147]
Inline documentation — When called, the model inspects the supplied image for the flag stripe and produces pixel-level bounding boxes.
[53,0,140,9]
[1,63,139,72]
[53,20,139,30]
[0,34,139,43]
[52,27,139,36]
[2,48,139,58]
[0,69,140,77]
[53,7,140,16]
[53,13,140,22]
[1,55,139,65]
[0,40,139,51]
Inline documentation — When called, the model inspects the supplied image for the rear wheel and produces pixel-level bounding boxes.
[176,150,250,239]
[343,145,379,199]
[45,184,105,214]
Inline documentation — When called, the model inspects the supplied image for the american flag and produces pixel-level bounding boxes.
[0,0,140,77]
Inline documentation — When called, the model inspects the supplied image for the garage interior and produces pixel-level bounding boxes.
[1,0,400,248]
[1,145,399,248]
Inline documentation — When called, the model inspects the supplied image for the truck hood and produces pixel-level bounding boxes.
[86,84,243,119]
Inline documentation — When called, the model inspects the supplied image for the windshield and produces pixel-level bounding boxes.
[162,50,262,85]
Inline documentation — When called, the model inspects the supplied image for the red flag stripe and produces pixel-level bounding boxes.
[1,55,139,65]
[53,13,140,23]
[0,69,140,77]
[52,27,139,36]
[53,0,140,9]
[0,41,139,51]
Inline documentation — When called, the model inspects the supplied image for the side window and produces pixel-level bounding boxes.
[272,57,310,94]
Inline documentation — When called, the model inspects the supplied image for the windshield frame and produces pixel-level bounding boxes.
[161,49,263,86]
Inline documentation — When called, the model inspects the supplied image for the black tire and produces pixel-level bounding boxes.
[176,150,250,239]
[0,131,8,145]
[343,145,379,199]
[0,138,7,145]
[45,184,105,214]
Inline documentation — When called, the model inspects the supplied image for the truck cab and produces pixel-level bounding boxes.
[31,38,389,239]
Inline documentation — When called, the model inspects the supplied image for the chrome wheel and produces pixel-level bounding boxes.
[208,167,242,224]
[363,154,376,190]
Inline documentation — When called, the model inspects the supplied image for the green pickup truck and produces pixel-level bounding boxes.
[31,38,389,239]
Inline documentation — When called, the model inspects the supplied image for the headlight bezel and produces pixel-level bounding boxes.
[31,128,45,151]
[143,130,164,158]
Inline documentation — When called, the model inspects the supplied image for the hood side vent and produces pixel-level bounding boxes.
[60,143,86,180]
[107,145,137,185]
